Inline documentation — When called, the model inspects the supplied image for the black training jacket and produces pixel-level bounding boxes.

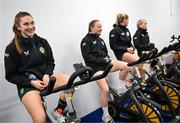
[109,24,133,59]
[133,28,150,51]
[81,33,110,72]
[4,34,55,87]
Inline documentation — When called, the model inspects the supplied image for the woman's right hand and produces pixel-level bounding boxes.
[31,80,47,90]
[127,47,134,54]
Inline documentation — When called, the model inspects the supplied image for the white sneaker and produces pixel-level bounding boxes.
[140,81,147,86]
[51,108,65,123]
[102,114,114,123]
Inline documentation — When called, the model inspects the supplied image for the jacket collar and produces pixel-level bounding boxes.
[20,34,39,45]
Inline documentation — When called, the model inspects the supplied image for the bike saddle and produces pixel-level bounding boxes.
[73,63,94,80]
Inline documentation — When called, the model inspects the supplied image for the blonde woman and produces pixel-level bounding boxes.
[133,19,155,57]
[109,13,145,80]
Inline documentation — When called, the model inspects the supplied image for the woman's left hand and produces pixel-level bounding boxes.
[42,74,50,86]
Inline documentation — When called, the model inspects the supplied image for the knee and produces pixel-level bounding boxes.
[53,73,64,79]
[53,73,69,84]
[133,54,139,61]
[101,86,109,94]
[120,62,128,71]
[33,113,46,123]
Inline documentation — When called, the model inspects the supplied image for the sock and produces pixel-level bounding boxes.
[102,106,109,116]
[56,99,67,110]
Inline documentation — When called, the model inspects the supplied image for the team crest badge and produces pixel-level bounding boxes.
[39,47,45,54]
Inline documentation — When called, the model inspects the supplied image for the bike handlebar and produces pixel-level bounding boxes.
[127,48,158,66]
[40,63,113,96]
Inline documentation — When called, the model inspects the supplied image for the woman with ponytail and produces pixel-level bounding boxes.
[4,11,68,123]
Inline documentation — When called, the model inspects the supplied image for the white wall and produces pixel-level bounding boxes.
[177,0,180,33]
[0,0,2,103]
[0,0,3,108]
[0,0,179,122]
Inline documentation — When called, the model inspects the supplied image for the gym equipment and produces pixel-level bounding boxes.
[108,49,163,123]
[132,47,180,121]
[40,63,113,123]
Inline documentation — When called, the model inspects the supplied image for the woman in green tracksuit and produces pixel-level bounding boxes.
[4,11,68,123]
[81,20,129,123]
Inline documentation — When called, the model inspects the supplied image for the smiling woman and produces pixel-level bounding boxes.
[80,20,130,123]
[4,11,70,123]
[12,12,35,54]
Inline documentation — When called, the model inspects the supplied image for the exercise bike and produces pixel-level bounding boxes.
[40,63,113,123]
[143,36,180,119]
[130,47,180,122]
[134,42,180,121]
[108,49,163,123]
[157,35,180,93]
